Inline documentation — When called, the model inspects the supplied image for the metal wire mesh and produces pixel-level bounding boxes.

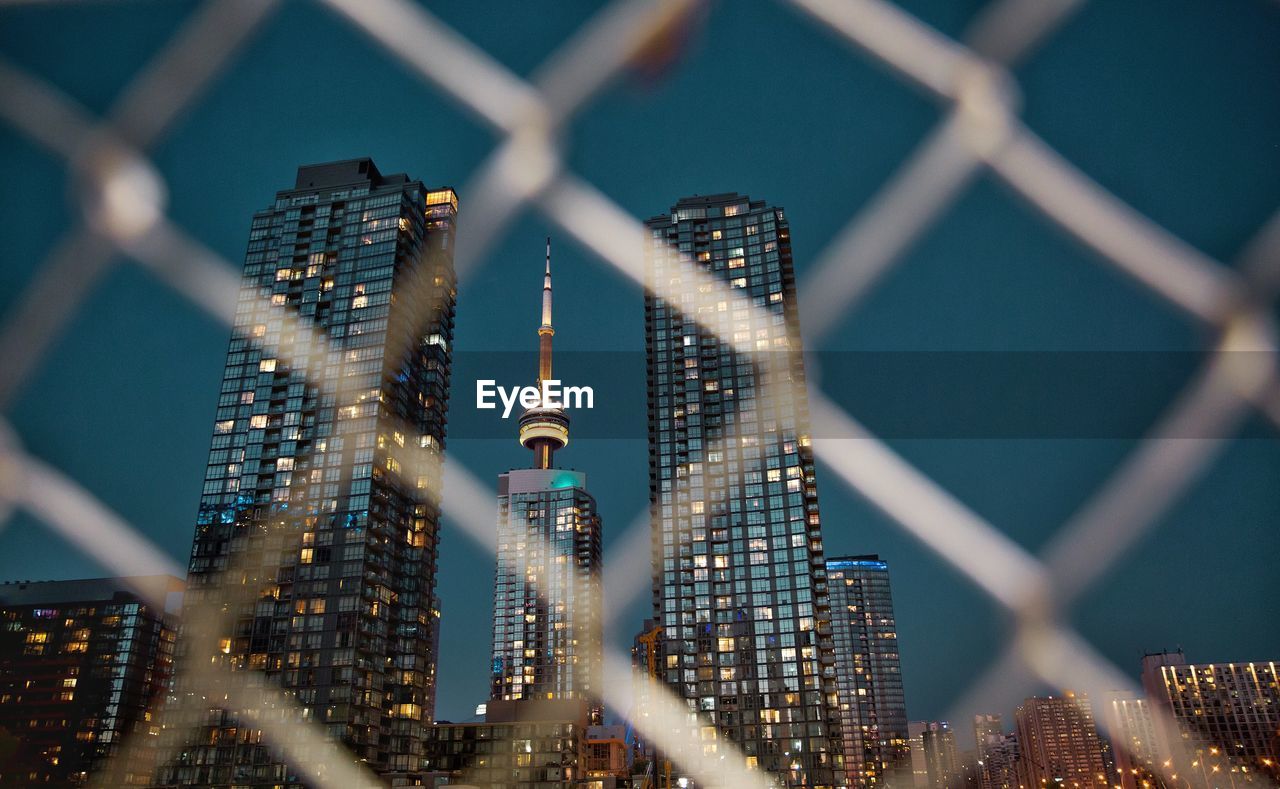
[0,0,1277,787]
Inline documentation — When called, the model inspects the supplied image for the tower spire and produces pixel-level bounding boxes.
[539,236,553,382]
[519,237,569,469]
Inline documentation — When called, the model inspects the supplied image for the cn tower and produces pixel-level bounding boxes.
[517,236,570,468]
[489,238,604,725]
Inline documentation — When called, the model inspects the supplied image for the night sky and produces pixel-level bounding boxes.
[2,0,1278,744]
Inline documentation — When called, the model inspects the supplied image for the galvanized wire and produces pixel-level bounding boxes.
[0,0,1275,786]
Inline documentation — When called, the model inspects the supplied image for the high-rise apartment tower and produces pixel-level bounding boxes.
[1014,693,1113,789]
[643,193,842,787]
[827,555,911,787]
[157,158,458,785]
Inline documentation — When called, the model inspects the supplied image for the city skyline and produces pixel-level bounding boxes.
[1,0,1277,755]
[0,154,1275,787]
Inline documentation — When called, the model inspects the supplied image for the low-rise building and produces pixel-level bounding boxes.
[0,576,182,787]
[420,699,589,788]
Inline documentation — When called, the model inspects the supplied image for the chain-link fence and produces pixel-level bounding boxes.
[0,0,1277,787]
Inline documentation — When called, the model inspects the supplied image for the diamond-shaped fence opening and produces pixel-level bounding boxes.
[0,1,1276,788]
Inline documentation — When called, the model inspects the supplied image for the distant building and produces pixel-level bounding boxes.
[1014,693,1112,788]
[956,751,984,789]
[977,734,1019,789]
[827,555,911,787]
[1141,650,1280,786]
[924,722,961,789]
[1102,690,1164,789]
[909,721,960,789]
[629,619,663,765]
[644,193,843,787]
[0,576,182,786]
[973,714,1017,789]
[908,722,929,788]
[421,699,589,788]
[584,724,630,780]
[972,714,1002,756]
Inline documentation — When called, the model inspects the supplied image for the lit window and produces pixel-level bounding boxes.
[259,359,277,372]
[249,415,268,429]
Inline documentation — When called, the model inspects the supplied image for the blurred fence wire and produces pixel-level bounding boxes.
[0,0,1277,787]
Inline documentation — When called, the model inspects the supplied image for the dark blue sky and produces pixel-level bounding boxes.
[2,0,1278,737]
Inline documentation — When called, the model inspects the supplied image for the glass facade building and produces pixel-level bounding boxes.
[0,576,181,787]
[157,158,457,785]
[491,469,604,724]
[827,556,910,787]
[912,721,959,789]
[643,193,842,787]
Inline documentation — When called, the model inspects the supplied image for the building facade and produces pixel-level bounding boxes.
[977,736,1019,789]
[1141,650,1280,787]
[913,721,959,789]
[972,715,1002,757]
[973,715,1017,789]
[157,158,458,785]
[583,724,631,781]
[421,719,586,788]
[826,556,911,787]
[492,470,604,722]
[0,576,181,786]
[1014,693,1112,789]
[490,241,604,725]
[1102,691,1164,789]
[644,193,842,786]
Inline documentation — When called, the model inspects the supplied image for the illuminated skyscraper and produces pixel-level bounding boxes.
[157,159,458,785]
[827,555,911,787]
[1101,691,1162,789]
[911,721,960,789]
[972,714,1002,755]
[973,714,1018,789]
[1014,693,1112,789]
[1141,649,1280,786]
[490,240,604,725]
[643,193,842,787]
